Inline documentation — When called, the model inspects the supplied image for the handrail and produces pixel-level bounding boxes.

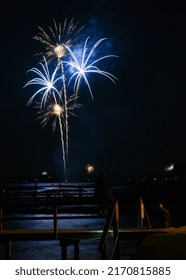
[0,206,59,239]
[98,199,119,259]
[1,197,119,259]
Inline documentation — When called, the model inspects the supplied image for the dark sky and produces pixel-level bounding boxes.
[0,1,185,181]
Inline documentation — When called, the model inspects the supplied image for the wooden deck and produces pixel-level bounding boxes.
[0,227,175,241]
[0,228,112,241]
[119,227,175,239]
[0,198,120,260]
[0,226,176,259]
[0,183,178,259]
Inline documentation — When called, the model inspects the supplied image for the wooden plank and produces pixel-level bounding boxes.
[119,227,175,239]
[0,228,113,241]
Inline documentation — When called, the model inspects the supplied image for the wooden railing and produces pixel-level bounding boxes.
[0,185,120,259]
[98,199,119,259]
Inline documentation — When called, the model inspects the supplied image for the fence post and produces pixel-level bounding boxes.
[112,200,120,259]
[137,196,144,228]
[6,240,12,259]
[54,206,58,239]
[101,244,107,260]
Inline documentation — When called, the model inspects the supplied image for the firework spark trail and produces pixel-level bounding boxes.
[35,94,81,180]
[65,37,118,99]
[24,56,61,108]
[58,114,66,180]
[59,59,69,162]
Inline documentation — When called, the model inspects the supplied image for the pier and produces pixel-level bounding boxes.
[0,183,120,259]
[1,182,186,259]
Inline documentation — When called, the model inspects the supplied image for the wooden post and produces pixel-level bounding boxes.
[137,196,144,228]
[101,243,107,259]
[6,240,12,259]
[74,240,80,260]
[115,200,119,222]
[34,179,37,199]
[61,244,68,260]
[53,206,58,239]
[60,239,80,260]
[112,201,119,241]
[112,200,120,259]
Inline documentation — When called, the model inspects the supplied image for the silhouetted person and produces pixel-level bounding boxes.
[94,172,113,214]
[150,202,172,228]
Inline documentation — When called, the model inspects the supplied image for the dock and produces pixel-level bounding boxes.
[1,226,179,260]
[1,182,186,259]
[0,184,120,260]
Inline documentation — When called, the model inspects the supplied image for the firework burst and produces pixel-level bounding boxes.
[35,94,81,179]
[24,56,61,108]
[86,164,95,174]
[37,94,81,130]
[65,37,118,99]
[33,18,84,62]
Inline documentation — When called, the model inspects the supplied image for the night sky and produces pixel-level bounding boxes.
[0,1,185,182]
